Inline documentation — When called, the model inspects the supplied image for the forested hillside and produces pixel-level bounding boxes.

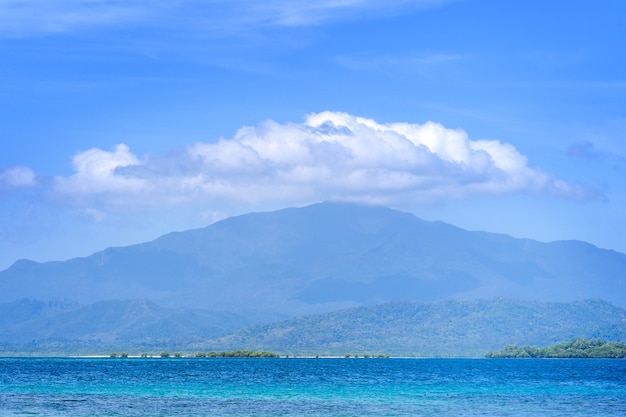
[211,299,626,357]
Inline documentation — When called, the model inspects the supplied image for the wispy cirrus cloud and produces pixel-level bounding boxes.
[219,0,448,27]
[49,112,599,220]
[0,0,164,37]
[337,53,463,72]
[0,0,451,38]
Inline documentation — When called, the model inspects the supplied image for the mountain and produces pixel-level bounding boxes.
[3,298,623,357]
[0,299,254,354]
[1,202,625,316]
[210,299,626,357]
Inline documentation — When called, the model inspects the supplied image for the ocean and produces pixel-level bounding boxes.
[0,357,625,416]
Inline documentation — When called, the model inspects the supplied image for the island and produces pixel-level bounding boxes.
[485,338,626,358]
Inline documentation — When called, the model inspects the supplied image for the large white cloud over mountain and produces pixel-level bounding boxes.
[51,112,594,217]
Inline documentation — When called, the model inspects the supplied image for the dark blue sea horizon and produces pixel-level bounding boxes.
[1,357,625,416]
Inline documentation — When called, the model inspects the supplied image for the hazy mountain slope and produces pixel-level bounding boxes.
[212,299,626,357]
[3,298,624,357]
[0,299,253,348]
[1,202,625,315]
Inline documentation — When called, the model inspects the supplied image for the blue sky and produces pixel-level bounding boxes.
[1,0,625,270]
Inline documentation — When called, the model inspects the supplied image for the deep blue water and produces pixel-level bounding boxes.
[1,357,625,416]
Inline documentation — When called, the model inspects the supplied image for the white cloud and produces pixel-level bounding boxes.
[0,166,37,188]
[54,143,145,197]
[52,112,596,217]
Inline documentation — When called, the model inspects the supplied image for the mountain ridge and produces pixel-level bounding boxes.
[1,202,625,314]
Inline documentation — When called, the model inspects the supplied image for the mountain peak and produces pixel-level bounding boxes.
[1,203,625,312]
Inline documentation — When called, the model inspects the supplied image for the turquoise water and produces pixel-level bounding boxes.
[1,358,625,416]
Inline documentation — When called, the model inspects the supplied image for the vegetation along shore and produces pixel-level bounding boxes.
[486,338,626,358]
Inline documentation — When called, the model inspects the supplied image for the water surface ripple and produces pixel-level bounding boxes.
[0,358,624,416]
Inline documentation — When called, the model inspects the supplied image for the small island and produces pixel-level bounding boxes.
[109,350,280,358]
[486,338,626,358]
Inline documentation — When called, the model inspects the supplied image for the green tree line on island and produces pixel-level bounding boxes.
[109,350,280,358]
[193,350,279,358]
[486,338,626,358]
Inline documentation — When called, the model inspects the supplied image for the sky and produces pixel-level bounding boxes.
[1,0,625,270]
